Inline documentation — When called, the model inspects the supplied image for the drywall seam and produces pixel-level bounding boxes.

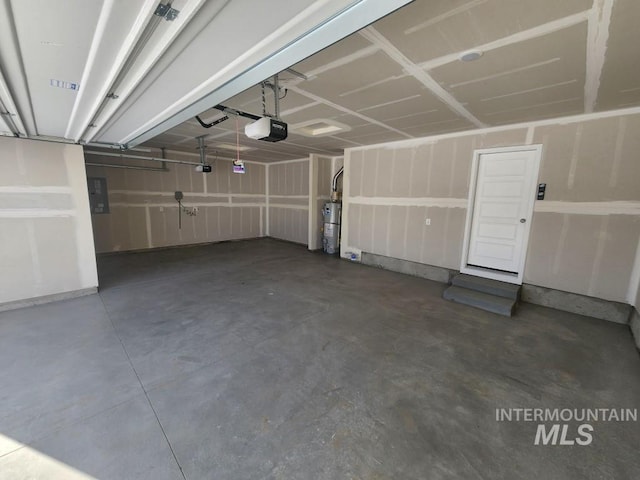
[0,209,77,218]
[308,154,318,250]
[628,237,640,306]
[347,106,640,151]
[109,202,265,208]
[553,214,570,275]
[26,219,43,288]
[419,10,590,71]
[567,124,583,188]
[265,163,270,236]
[0,186,73,194]
[340,74,407,97]
[588,216,609,296]
[360,27,485,128]
[269,204,309,211]
[108,190,266,198]
[145,206,152,248]
[533,201,640,215]
[270,195,309,199]
[358,94,422,112]
[304,45,380,78]
[405,0,487,35]
[347,198,640,215]
[265,157,309,165]
[349,196,468,208]
[340,149,351,259]
[525,126,535,144]
[585,0,614,112]
[289,86,413,138]
[449,58,561,89]
[280,101,320,117]
[608,116,626,187]
[480,80,578,102]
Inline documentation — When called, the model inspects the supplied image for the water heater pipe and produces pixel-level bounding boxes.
[332,166,344,192]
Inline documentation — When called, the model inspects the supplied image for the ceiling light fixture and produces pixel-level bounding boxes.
[291,119,351,137]
[459,50,483,62]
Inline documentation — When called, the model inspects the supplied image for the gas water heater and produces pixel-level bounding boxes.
[322,166,344,255]
[322,202,341,254]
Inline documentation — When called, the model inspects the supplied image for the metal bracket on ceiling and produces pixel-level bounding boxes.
[154,3,180,21]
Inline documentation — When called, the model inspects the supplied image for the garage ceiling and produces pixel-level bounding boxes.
[0,0,411,144]
[1,0,638,164]
[141,0,640,162]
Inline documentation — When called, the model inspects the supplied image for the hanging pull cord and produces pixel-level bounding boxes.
[236,116,241,164]
[261,82,268,117]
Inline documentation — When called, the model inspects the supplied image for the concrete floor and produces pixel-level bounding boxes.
[0,238,639,479]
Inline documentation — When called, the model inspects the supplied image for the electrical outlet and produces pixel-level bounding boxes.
[425,218,431,226]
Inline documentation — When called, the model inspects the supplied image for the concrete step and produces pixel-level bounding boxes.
[452,274,521,300]
[443,285,516,317]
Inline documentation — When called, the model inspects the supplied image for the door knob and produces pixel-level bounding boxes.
[520,218,526,223]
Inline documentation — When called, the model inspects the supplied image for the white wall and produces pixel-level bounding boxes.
[0,138,98,307]
[341,109,640,304]
[266,158,309,245]
[86,152,266,253]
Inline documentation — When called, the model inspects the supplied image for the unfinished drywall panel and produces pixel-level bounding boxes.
[342,110,640,304]
[266,158,310,245]
[373,0,590,65]
[534,114,640,201]
[523,213,640,302]
[597,0,640,111]
[308,154,334,250]
[269,207,309,245]
[0,138,98,307]
[86,154,266,253]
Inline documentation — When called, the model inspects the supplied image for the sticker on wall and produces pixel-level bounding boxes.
[233,159,245,174]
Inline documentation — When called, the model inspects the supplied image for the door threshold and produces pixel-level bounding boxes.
[460,265,522,285]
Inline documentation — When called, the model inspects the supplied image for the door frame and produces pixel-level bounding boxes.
[460,144,542,285]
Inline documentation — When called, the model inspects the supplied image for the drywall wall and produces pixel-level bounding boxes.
[267,159,309,245]
[0,137,98,307]
[86,151,265,253]
[342,109,640,304]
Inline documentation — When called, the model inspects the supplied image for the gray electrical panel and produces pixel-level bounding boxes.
[87,177,110,214]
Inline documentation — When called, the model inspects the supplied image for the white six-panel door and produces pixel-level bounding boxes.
[461,145,542,284]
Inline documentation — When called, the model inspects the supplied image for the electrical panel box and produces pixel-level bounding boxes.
[87,177,110,214]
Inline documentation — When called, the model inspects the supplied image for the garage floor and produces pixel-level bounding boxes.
[1,238,639,479]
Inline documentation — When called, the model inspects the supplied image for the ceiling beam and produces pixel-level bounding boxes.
[585,0,615,113]
[360,27,486,128]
